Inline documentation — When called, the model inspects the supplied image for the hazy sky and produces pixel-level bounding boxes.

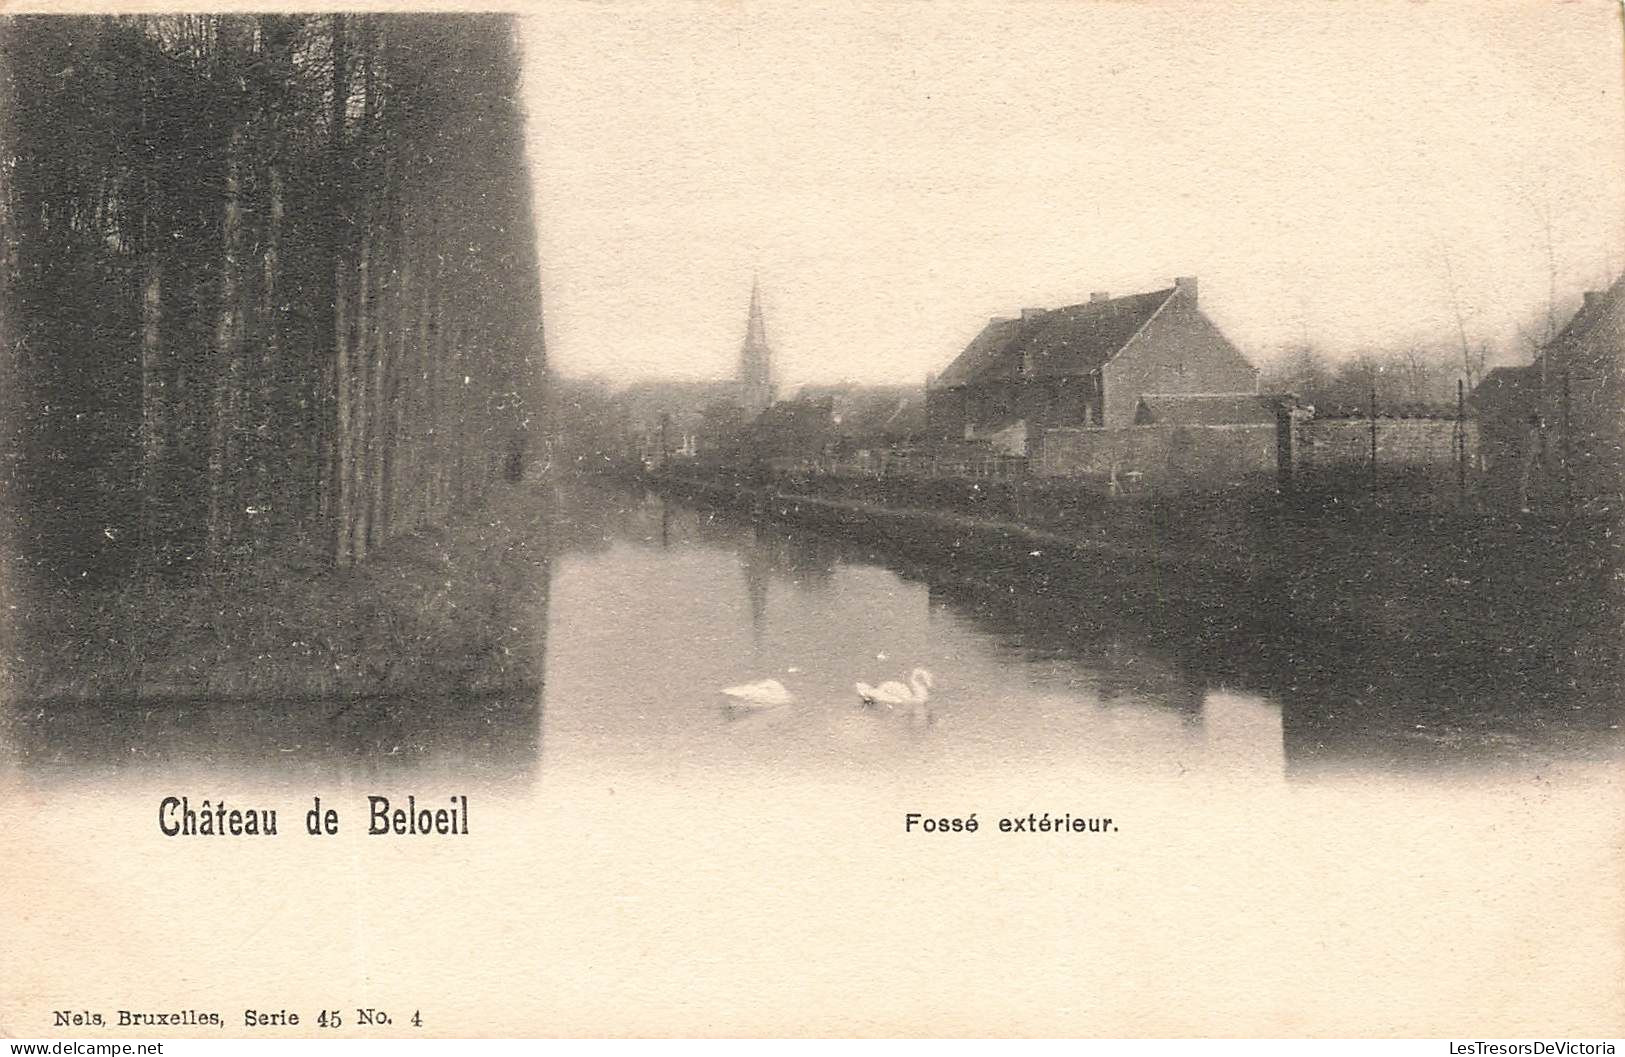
[519,2,1625,387]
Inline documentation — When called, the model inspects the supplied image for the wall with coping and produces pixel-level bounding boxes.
[1292,417,1475,469]
[1037,424,1276,489]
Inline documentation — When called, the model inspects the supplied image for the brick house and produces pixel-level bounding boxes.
[1133,392,1278,426]
[1470,365,1541,474]
[1541,273,1624,502]
[1471,271,1624,506]
[926,277,1260,454]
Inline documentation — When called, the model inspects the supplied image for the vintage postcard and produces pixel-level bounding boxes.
[0,0,1621,1040]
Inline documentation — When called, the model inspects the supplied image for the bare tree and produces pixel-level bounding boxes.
[1436,245,1484,391]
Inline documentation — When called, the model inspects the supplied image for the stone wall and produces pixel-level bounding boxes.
[1035,416,1477,494]
[1291,417,1475,469]
[1036,424,1277,489]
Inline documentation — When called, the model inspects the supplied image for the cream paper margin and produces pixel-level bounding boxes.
[0,0,1622,1039]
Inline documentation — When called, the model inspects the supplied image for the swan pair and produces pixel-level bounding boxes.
[719,667,935,708]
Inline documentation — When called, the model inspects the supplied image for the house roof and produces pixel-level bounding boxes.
[832,390,927,440]
[881,398,928,438]
[1134,393,1277,426]
[932,287,1175,389]
[1025,289,1177,377]
[1466,365,1542,421]
[1461,273,1622,414]
[1547,271,1624,352]
[775,383,928,441]
[932,317,1027,389]
[1473,365,1538,395]
[748,395,834,439]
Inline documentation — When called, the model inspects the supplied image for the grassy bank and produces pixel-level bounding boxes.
[0,476,552,706]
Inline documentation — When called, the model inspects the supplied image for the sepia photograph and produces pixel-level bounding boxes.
[0,0,1621,1041]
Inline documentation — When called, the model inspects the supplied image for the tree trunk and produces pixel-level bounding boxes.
[329,13,352,567]
[331,263,351,566]
[348,16,383,563]
[258,164,283,542]
[427,278,450,520]
[363,243,388,552]
[348,228,372,564]
[139,258,163,556]
[137,51,165,570]
[364,166,395,552]
[205,120,245,569]
[407,227,440,532]
[380,225,412,545]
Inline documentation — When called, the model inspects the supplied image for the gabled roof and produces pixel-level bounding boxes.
[1470,272,1623,408]
[776,383,927,440]
[880,398,927,439]
[1134,393,1277,426]
[932,287,1176,389]
[1547,271,1624,352]
[932,317,1027,389]
[1473,364,1539,395]
[749,394,833,436]
[1025,289,1176,377]
[832,390,926,439]
[1467,365,1539,420]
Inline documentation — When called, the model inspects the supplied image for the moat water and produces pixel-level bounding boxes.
[536,477,1621,786]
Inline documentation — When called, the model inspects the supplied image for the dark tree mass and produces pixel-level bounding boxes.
[0,14,546,581]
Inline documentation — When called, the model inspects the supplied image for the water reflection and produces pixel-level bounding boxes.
[539,478,1619,783]
[2,692,543,785]
[537,480,1284,785]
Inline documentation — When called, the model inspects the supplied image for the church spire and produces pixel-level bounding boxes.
[738,278,775,416]
[745,277,768,349]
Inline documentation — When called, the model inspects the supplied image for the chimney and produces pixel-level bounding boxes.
[990,315,1015,325]
[1089,291,1110,303]
[1174,276,1198,302]
[1583,291,1600,309]
[1020,307,1046,321]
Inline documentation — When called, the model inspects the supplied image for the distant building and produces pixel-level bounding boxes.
[1542,273,1624,503]
[927,277,1259,452]
[787,382,928,453]
[545,374,632,466]
[1471,364,1541,474]
[617,378,741,466]
[741,394,836,466]
[738,280,776,417]
[1471,272,1624,506]
[717,382,930,469]
[611,282,782,463]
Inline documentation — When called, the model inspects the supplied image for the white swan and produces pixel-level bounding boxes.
[720,678,793,707]
[856,668,933,706]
